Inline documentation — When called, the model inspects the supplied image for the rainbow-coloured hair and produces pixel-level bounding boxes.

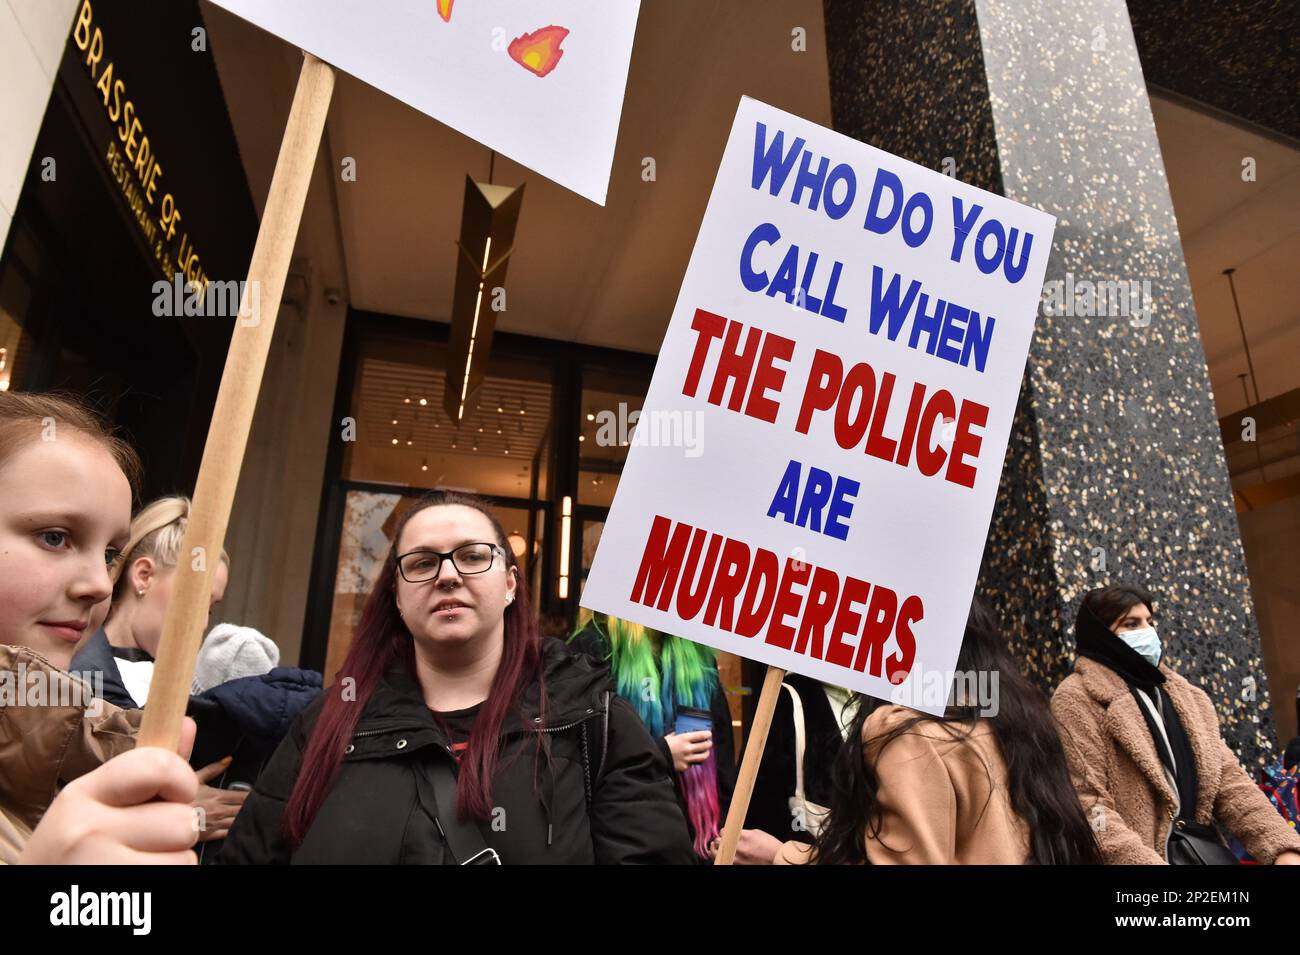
[579,614,721,858]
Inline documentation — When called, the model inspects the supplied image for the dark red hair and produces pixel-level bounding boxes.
[284,491,546,844]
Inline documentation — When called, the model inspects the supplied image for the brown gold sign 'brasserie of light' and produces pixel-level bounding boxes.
[70,0,209,300]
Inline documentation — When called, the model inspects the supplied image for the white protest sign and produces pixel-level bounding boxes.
[206,0,640,205]
[581,97,1055,715]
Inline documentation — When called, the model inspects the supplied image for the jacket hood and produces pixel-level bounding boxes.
[192,624,281,694]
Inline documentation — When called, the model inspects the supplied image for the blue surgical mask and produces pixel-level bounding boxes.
[1118,626,1161,667]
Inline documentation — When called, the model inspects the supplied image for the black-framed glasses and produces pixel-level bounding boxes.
[395,542,505,583]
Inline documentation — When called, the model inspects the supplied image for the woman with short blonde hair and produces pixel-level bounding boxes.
[71,495,230,709]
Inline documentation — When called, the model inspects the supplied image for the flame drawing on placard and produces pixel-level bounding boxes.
[508,25,569,77]
[435,0,453,23]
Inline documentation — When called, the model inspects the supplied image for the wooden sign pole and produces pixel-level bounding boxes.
[713,664,785,865]
[138,52,336,748]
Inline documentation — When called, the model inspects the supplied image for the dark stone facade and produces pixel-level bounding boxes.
[823,0,1277,764]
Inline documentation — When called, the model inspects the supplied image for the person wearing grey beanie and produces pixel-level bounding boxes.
[191,624,281,695]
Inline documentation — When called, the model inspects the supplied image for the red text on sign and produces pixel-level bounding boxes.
[629,513,921,683]
[682,308,796,424]
[795,348,989,488]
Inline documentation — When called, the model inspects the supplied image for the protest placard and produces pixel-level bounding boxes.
[207,0,641,205]
[580,97,1055,862]
[584,96,1055,715]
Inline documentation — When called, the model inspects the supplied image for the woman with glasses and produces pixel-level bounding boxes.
[219,490,694,864]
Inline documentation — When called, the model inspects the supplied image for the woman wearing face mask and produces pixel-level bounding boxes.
[219,491,694,864]
[1051,584,1300,865]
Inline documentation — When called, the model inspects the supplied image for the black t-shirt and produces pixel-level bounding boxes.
[430,703,482,763]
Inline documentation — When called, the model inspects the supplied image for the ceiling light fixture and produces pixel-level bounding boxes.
[444,176,525,424]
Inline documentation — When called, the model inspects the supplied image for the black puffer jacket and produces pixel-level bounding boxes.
[189,667,322,865]
[218,637,694,864]
[188,667,323,785]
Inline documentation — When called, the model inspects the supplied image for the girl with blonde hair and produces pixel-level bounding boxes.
[71,495,229,708]
[0,391,199,864]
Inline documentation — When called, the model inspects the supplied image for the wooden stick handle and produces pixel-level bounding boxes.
[138,53,335,749]
[714,665,786,865]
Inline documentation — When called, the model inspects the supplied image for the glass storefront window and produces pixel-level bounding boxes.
[579,517,605,594]
[325,488,404,681]
[320,330,561,675]
[344,335,551,500]
[578,366,651,507]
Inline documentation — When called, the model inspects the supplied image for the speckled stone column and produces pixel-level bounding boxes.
[823,0,1276,764]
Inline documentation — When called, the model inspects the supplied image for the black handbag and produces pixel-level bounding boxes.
[1167,818,1239,866]
[1129,685,1237,866]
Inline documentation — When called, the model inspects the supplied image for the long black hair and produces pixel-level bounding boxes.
[812,600,1102,864]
